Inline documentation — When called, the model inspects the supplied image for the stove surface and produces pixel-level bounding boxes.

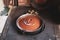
[0,7,56,40]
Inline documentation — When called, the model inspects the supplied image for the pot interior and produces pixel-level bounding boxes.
[16,14,42,32]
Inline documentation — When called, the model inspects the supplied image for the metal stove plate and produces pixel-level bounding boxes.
[1,6,56,40]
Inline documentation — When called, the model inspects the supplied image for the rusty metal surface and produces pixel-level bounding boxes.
[0,6,57,40]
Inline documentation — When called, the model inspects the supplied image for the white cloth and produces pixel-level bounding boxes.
[0,0,4,12]
[0,16,8,33]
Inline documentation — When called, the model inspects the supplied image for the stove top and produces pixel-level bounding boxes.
[0,7,56,40]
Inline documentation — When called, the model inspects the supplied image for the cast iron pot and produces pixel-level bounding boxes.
[16,11,45,35]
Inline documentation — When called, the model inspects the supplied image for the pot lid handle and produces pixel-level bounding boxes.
[28,10,38,15]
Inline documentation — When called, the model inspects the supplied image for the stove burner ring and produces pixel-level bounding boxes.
[16,16,45,35]
[16,10,45,35]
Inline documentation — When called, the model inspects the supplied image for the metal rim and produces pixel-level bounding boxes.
[16,14,45,35]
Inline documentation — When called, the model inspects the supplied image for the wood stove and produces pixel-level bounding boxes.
[1,0,60,40]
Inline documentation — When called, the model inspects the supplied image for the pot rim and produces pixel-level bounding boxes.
[16,13,42,32]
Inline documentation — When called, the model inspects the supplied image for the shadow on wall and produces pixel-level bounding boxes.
[48,0,60,24]
[37,0,60,24]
